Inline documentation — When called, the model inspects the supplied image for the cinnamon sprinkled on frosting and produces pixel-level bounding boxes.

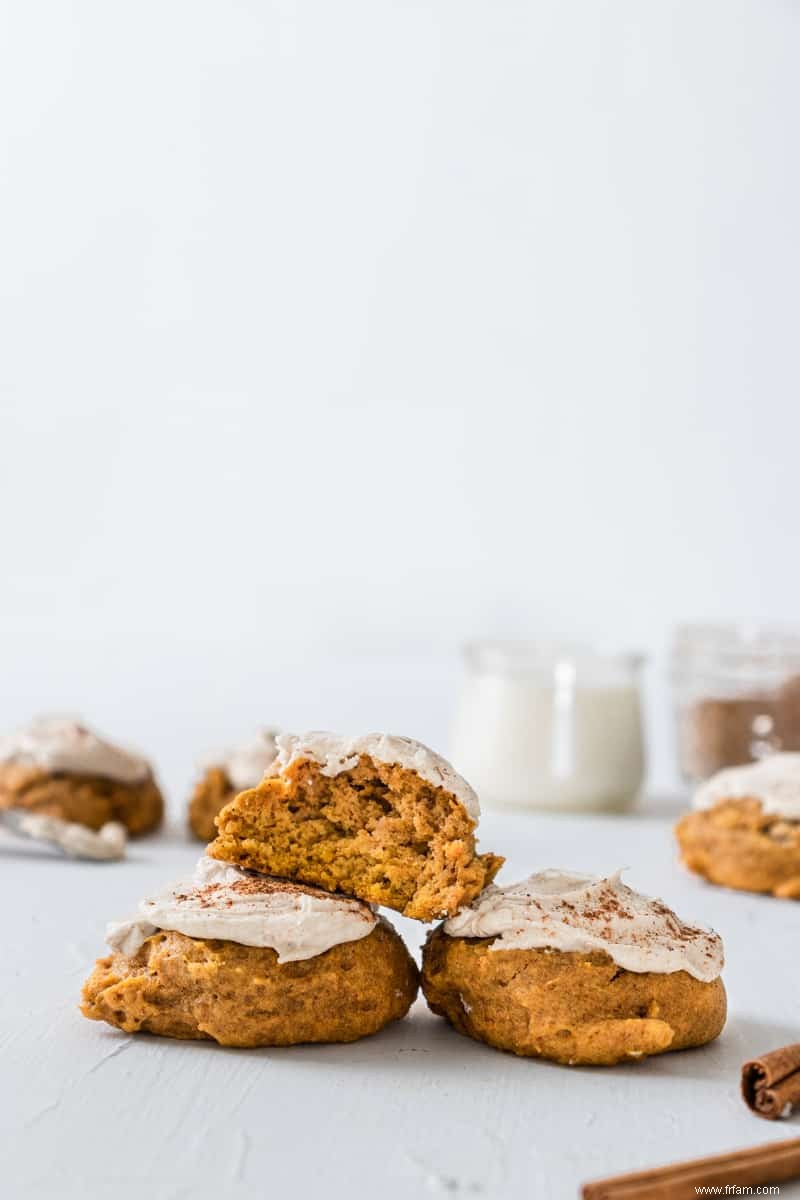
[106,857,378,962]
[443,869,724,982]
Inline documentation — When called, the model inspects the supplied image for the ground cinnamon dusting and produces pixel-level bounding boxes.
[181,876,373,913]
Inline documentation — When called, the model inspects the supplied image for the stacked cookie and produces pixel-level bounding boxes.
[81,732,501,1046]
[81,729,727,1064]
[205,733,503,919]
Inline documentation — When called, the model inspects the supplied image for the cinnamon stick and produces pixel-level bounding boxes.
[582,1136,800,1199]
[742,1043,800,1119]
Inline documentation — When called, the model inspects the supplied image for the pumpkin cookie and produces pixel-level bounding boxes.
[421,870,726,1066]
[676,753,800,898]
[0,716,163,836]
[188,728,278,841]
[206,732,503,921]
[81,857,418,1046]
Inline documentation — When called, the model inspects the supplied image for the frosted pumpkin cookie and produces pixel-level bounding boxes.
[676,753,800,899]
[188,728,278,841]
[421,870,726,1066]
[0,717,163,836]
[207,732,503,921]
[81,857,418,1046]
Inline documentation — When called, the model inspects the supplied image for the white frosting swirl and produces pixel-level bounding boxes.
[206,728,278,791]
[0,717,150,784]
[106,857,378,962]
[694,753,800,822]
[443,869,724,982]
[272,732,480,822]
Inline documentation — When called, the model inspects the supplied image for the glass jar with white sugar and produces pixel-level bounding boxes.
[451,642,645,812]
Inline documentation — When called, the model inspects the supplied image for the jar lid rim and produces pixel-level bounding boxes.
[464,639,645,671]
[672,624,800,671]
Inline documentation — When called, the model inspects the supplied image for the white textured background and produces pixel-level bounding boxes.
[2,1,800,802]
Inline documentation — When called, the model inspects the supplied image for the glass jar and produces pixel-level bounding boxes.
[450,641,645,812]
[671,623,800,783]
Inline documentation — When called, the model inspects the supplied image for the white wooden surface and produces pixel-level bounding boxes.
[2,806,799,1200]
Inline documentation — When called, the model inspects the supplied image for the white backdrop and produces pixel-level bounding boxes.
[2,1,799,804]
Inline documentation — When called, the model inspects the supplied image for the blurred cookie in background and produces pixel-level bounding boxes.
[676,753,800,899]
[188,728,278,840]
[0,715,163,836]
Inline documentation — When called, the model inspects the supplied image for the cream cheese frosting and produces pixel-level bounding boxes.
[106,857,378,962]
[271,732,480,822]
[0,716,150,784]
[443,869,724,982]
[207,728,278,791]
[4,811,127,860]
[694,753,800,822]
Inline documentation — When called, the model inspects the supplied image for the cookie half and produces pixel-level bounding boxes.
[207,732,503,921]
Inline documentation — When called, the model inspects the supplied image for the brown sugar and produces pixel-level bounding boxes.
[679,674,800,781]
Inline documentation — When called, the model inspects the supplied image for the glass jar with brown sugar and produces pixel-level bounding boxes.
[672,624,800,783]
